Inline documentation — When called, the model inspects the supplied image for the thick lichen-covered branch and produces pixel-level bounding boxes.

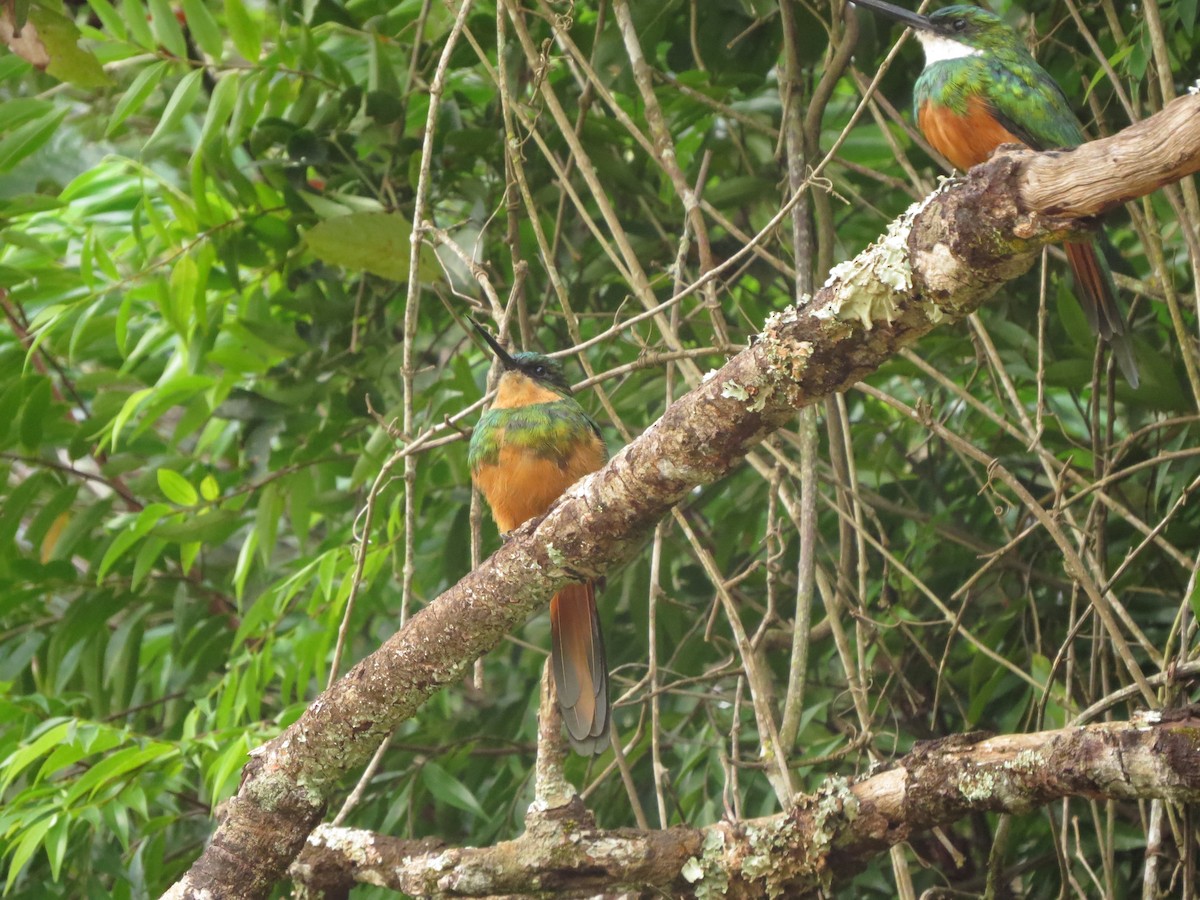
[1016,93,1200,218]
[289,710,1200,898]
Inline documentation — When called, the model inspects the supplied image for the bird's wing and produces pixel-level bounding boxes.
[985,59,1087,152]
[586,413,605,452]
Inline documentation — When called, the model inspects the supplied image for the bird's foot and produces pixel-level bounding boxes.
[561,565,594,584]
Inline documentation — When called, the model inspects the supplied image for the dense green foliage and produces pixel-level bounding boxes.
[0,0,1197,895]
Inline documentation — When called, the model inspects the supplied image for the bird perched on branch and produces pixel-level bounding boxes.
[852,0,1139,386]
[467,323,610,754]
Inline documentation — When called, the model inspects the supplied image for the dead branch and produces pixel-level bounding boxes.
[1016,93,1200,218]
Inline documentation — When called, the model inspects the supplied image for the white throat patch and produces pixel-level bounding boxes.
[916,32,983,64]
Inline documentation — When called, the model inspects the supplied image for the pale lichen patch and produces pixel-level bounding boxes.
[1007,748,1045,770]
[722,377,775,412]
[1133,709,1163,729]
[814,196,934,328]
[957,766,998,802]
[249,767,323,812]
[315,826,383,866]
[740,824,777,888]
[721,381,749,402]
[811,775,858,847]
[681,828,729,899]
[747,382,774,412]
[957,747,1046,809]
[762,304,801,333]
[762,335,815,384]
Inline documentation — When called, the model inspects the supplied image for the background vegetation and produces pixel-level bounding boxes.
[0,0,1197,895]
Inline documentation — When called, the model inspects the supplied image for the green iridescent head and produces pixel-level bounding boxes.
[472,322,573,394]
[853,1,1022,56]
[925,6,1019,52]
[506,351,571,394]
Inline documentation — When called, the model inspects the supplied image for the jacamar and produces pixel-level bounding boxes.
[852,0,1139,386]
[467,323,610,755]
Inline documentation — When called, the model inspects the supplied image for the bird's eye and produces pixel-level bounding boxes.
[534,365,546,376]
[953,17,967,31]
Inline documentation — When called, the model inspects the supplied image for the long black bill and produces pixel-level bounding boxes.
[851,0,935,31]
[471,320,518,370]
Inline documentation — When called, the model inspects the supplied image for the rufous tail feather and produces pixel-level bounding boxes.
[1064,241,1139,387]
[550,581,609,755]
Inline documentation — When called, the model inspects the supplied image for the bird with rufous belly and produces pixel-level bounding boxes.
[853,0,1139,386]
[467,323,610,755]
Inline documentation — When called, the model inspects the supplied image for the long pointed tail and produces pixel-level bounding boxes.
[550,581,609,754]
[1064,240,1139,387]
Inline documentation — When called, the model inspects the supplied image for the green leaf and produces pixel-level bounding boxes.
[0,106,67,172]
[157,469,198,506]
[120,0,156,48]
[18,377,51,450]
[224,0,260,62]
[255,481,279,568]
[86,0,126,41]
[150,508,242,543]
[147,0,187,58]
[103,608,146,699]
[304,212,419,282]
[27,5,110,88]
[143,69,205,152]
[287,469,312,549]
[37,729,113,784]
[206,735,250,802]
[232,585,282,649]
[233,528,257,600]
[1181,0,1199,35]
[420,761,486,817]
[130,532,166,588]
[365,89,403,124]
[0,720,72,794]
[0,97,53,131]
[44,816,69,882]
[109,387,153,450]
[106,60,170,137]
[181,0,223,58]
[110,373,214,449]
[200,474,220,501]
[96,504,171,579]
[0,470,49,549]
[62,743,178,805]
[5,814,56,893]
[198,71,240,151]
[92,531,136,579]
[180,540,201,573]
[229,318,307,357]
[317,549,337,601]
[167,252,199,336]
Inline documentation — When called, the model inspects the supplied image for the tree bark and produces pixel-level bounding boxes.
[288,709,1200,897]
[162,94,1200,900]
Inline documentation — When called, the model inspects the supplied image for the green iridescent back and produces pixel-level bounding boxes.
[913,8,1086,151]
[468,394,603,470]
